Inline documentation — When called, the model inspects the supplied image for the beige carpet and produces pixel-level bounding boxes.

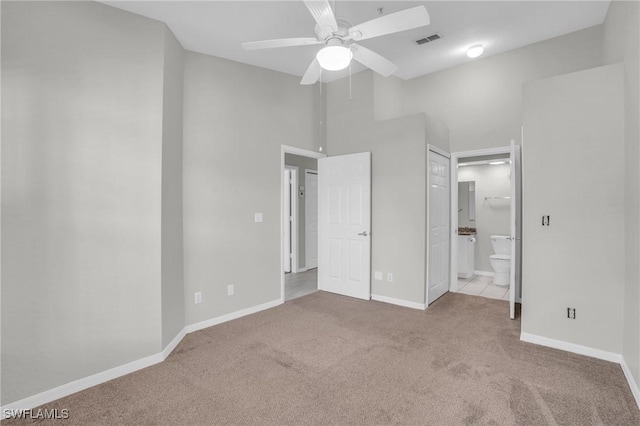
[7,292,639,425]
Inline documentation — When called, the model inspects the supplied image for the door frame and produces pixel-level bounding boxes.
[284,165,299,273]
[426,145,451,307]
[281,145,326,303]
[304,169,318,270]
[449,146,515,293]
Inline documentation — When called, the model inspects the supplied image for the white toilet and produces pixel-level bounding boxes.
[489,235,511,286]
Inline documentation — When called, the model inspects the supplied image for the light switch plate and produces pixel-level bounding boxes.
[374,271,382,280]
[254,213,263,223]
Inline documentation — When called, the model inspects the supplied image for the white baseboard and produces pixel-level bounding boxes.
[1,352,164,416]
[520,332,622,363]
[620,356,640,409]
[162,328,187,359]
[1,298,283,418]
[474,270,494,277]
[371,294,426,310]
[520,333,640,410]
[184,299,282,334]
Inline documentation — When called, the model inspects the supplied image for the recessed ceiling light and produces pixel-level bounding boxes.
[466,44,484,58]
[458,163,469,167]
[489,161,506,165]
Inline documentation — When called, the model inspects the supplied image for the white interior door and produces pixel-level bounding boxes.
[318,152,371,300]
[509,141,522,319]
[283,169,292,273]
[427,149,450,305]
[305,170,318,269]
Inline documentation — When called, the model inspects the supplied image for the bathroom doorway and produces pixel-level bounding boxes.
[450,143,522,318]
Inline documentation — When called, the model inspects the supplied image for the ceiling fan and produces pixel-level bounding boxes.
[241,1,430,85]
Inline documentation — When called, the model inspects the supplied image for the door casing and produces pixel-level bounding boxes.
[449,145,523,310]
[280,145,326,303]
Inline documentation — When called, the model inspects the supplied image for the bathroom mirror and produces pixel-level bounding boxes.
[458,181,476,226]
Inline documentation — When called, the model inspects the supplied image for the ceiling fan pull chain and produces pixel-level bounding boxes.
[349,62,352,101]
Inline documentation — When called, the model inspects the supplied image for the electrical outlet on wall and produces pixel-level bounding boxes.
[387,273,393,283]
[567,307,576,319]
[194,292,202,304]
[227,285,234,296]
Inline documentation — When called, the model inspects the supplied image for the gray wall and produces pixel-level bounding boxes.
[603,0,640,388]
[458,163,511,272]
[326,71,439,305]
[1,1,166,404]
[373,25,604,152]
[522,63,624,353]
[161,27,185,348]
[284,153,318,270]
[182,52,322,326]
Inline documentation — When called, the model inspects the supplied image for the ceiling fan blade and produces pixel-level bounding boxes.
[349,6,430,42]
[300,59,322,85]
[304,0,338,36]
[351,44,398,77]
[241,37,322,51]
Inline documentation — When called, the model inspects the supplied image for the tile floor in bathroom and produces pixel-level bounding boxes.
[457,274,510,300]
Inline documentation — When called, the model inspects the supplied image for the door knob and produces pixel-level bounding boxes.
[358,231,369,236]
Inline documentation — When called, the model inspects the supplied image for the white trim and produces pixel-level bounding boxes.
[285,165,299,273]
[282,145,325,159]
[427,144,450,159]
[281,145,326,303]
[621,356,640,409]
[1,298,283,417]
[161,328,187,359]
[520,332,638,406]
[450,158,458,293]
[474,270,494,277]
[451,146,511,158]
[304,169,318,270]
[372,294,426,310]
[1,352,164,416]
[184,299,282,334]
[520,332,622,363]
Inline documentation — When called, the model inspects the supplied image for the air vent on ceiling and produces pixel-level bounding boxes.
[415,33,442,45]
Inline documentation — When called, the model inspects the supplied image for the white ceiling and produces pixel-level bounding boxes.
[102,1,610,82]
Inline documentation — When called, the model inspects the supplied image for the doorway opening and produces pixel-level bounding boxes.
[281,146,325,302]
[450,143,522,319]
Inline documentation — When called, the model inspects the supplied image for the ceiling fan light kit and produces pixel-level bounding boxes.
[316,45,353,71]
[241,0,430,85]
